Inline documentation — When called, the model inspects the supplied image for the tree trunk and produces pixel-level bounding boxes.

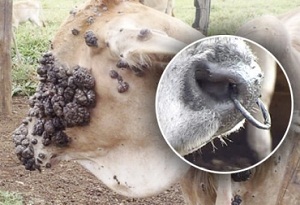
[0,0,13,115]
[198,0,211,35]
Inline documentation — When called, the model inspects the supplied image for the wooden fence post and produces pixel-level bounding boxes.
[198,0,211,35]
[0,0,13,116]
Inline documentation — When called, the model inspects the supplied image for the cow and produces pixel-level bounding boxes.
[141,0,211,35]
[140,0,210,34]
[12,0,45,60]
[12,0,45,29]
[12,0,204,197]
[140,0,174,15]
[11,0,300,204]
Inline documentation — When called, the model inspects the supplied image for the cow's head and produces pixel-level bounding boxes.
[11,0,270,198]
[156,36,269,156]
[12,0,204,197]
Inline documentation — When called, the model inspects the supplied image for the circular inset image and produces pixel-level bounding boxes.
[155,35,293,174]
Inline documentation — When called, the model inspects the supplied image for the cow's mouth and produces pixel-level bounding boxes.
[12,52,96,171]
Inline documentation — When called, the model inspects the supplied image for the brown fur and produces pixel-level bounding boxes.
[23,0,203,198]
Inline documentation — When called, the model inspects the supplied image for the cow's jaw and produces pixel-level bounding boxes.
[67,140,189,197]
[14,117,190,198]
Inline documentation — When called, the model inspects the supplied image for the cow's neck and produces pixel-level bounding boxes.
[64,139,190,197]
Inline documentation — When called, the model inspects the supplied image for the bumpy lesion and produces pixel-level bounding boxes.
[12,52,97,171]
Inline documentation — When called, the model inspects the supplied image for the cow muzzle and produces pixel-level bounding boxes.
[193,59,270,134]
[195,61,271,129]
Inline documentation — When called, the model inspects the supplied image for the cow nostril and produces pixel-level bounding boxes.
[195,73,232,102]
[193,63,243,102]
[228,83,243,103]
[229,83,238,96]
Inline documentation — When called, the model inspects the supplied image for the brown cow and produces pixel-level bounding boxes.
[12,0,203,197]
[12,0,45,60]
[140,0,173,15]
[13,0,45,29]
[12,0,300,204]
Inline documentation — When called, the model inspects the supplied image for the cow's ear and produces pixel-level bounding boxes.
[106,28,187,72]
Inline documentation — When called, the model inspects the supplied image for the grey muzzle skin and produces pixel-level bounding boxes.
[156,37,271,157]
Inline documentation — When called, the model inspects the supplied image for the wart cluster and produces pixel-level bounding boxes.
[12,52,96,171]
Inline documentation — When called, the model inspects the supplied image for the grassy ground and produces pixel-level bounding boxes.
[0,191,23,205]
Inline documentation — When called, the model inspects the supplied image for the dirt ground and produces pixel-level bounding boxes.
[0,97,185,205]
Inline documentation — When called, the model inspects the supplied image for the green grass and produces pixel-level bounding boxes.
[174,0,300,35]
[0,191,23,205]
[12,0,300,96]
